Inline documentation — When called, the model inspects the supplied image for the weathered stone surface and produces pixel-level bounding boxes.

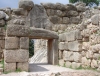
[13,8,26,15]
[90,44,100,53]
[17,62,28,71]
[59,42,68,50]
[63,17,69,24]
[7,24,30,36]
[73,52,82,62]
[59,59,64,66]
[63,51,74,61]
[91,15,99,25]
[82,57,91,68]
[59,33,66,42]
[46,9,56,16]
[0,19,5,26]
[70,17,80,24]
[41,3,56,9]
[68,41,82,51]
[76,5,86,12]
[65,4,77,11]
[13,19,25,25]
[66,30,82,42]
[4,49,29,62]
[0,11,9,20]
[65,62,72,68]
[86,50,93,59]
[0,40,5,49]
[91,59,98,68]
[93,53,100,60]
[20,37,29,49]
[67,10,78,17]
[0,27,5,36]
[30,4,53,30]
[19,0,34,11]
[59,50,63,59]
[82,42,90,50]
[55,3,66,10]
[29,28,59,39]
[4,62,16,72]
[0,11,5,19]
[72,62,81,69]
[56,10,63,16]
[5,37,19,50]
[49,16,62,24]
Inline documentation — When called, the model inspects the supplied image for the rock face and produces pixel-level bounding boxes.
[29,4,53,30]
[19,0,34,11]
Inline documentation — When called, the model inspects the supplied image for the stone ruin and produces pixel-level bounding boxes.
[0,0,100,72]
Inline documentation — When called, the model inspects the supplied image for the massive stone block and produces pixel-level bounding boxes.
[30,4,53,30]
[49,16,62,24]
[68,41,82,51]
[70,17,80,24]
[65,30,82,42]
[59,42,68,50]
[5,37,19,50]
[59,33,66,42]
[0,27,5,36]
[4,62,16,72]
[19,0,34,11]
[17,62,29,71]
[0,19,5,27]
[20,37,29,49]
[4,49,29,62]
[91,14,99,25]
[62,17,69,24]
[7,25,30,36]
[63,51,74,61]
[46,9,57,16]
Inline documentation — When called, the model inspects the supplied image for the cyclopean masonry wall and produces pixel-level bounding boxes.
[0,0,100,72]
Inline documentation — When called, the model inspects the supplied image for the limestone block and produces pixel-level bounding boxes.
[49,16,62,24]
[76,5,86,12]
[67,10,78,17]
[4,49,29,62]
[17,62,28,71]
[91,59,98,68]
[56,10,63,16]
[13,19,25,25]
[20,37,29,49]
[59,59,64,67]
[19,0,34,11]
[91,14,99,25]
[0,40,5,49]
[59,33,66,42]
[73,52,82,62]
[59,50,63,59]
[0,19,5,27]
[70,17,80,24]
[65,62,72,68]
[90,44,100,53]
[81,51,86,57]
[82,57,91,68]
[59,42,68,50]
[46,9,56,16]
[62,17,69,24]
[0,27,5,36]
[93,53,100,60]
[41,3,56,9]
[7,24,30,36]
[55,3,66,10]
[4,62,16,72]
[5,37,19,50]
[66,30,82,42]
[86,50,93,59]
[63,51,74,61]
[68,41,82,51]
[82,42,90,50]
[72,62,81,69]
[65,4,77,11]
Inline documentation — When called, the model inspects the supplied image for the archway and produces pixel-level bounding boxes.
[4,25,59,72]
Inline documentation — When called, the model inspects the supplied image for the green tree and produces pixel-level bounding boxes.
[29,39,34,57]
[69,0,100,7]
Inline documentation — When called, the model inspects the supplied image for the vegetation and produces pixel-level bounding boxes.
[69,0,100,7]
[29,39,34,58]
[0,59,4,68]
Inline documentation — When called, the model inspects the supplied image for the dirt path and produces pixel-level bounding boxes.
[0,63,100,76]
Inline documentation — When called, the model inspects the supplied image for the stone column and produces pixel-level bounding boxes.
[48,39,58,65]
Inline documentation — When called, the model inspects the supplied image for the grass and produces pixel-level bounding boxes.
[0,59,4,68]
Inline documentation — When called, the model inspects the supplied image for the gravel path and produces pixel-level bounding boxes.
[0,63,100,76]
